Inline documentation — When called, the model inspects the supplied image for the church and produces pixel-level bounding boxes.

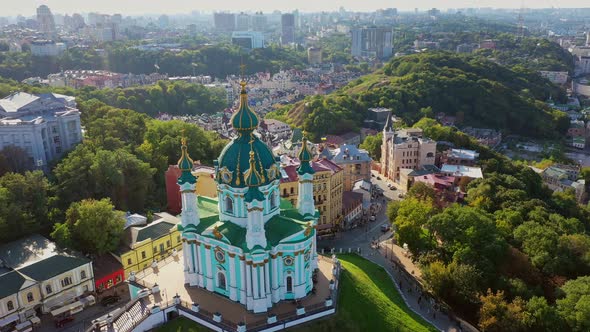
[177,81,319,313]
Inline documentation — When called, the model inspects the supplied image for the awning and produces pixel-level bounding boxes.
[50,300,83,317]
[0,313,19,326]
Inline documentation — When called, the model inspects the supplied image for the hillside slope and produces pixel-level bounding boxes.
[275,52,568,141]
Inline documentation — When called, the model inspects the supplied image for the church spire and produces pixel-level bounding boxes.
[177,136,196,185]
[297,134,315,175]
[231,80,259,134]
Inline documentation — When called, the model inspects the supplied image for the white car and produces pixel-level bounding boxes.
[136,288,151,299]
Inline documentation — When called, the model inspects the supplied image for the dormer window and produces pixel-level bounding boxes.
[225,196,234,214]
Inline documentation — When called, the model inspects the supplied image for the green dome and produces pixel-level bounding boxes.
[231,82,259,132]
[216,134,279,188]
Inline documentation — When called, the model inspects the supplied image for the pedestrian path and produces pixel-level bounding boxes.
[365,240,478,332]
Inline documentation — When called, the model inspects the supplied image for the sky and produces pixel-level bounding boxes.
[5,0,590,16]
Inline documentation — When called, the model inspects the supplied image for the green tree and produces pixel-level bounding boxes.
[524,296,565,331]
[407,182,437,201]
[51,198,125,255]
[389,197,436,255]
[0,171,51,243]
[557,276,590,332]
[359,132,382,160]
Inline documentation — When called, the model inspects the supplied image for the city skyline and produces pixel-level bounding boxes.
[5,0,590,16]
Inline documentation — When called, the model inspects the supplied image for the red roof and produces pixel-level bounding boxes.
[414,174,456,190]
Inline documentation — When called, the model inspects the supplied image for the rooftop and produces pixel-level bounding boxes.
[440,164,483,179]
[0,234,58,270]
[447,149,479,160]
[17,255,90,281]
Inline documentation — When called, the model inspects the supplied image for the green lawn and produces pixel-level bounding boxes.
[155,317,212,332]
[156,255,436,332]
[289,254,438,332]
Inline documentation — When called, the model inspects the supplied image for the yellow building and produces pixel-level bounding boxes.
[193,165,217,198]
[113,212,182,278]
[0,235,94,328]
[279,156,343,232]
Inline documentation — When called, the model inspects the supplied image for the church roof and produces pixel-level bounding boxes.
[231,82,259,132]
[177,137,197,185]
[180,196,312,251]
[217,134,277,187]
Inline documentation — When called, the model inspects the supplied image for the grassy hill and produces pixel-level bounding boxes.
[270,52,569,141]
[290,254,437,332]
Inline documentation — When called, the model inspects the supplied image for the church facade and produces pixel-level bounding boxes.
[177,81,319,313]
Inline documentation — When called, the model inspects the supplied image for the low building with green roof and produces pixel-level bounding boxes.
[0,234,94,325]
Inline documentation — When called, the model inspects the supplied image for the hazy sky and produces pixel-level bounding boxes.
[6,0,590,16]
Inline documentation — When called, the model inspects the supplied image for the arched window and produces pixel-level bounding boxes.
[80,270,87,279]
[225,196,233,214]
[270,191,277,209]
[290,187,294,194]
[45,285,52,294]
[7,300,14,311]
[286,276,293,293]
[426,152,434,158]
[217,272,226,290]
[27,292,34,302]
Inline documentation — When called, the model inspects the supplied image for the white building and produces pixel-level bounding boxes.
[262,119,291,140]
[0,92,81,170]
[231,31,265,49]
[30,40,66,57]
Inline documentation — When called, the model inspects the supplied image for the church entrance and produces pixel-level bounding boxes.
[215,271,229,297]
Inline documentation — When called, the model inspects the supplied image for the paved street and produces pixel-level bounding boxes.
[37,287,130,332]
[319,171,476,332]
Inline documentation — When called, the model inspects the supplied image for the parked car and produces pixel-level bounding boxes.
[100,295,121,307]
[55,316,75,328]
[136,288,151,299]
[381,224,391,232]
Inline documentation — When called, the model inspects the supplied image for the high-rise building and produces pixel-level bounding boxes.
[351,27,393,59]
[36,5,56,39]
[232,31,265,49]
[307,47,322,65]
[252,12,267,31]
[281,13,295,45]
[236,12,250,31]
[213,12,236,32]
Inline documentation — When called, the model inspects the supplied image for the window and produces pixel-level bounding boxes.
[225,196,233,214]
[159,244,165,253]
[217,272,226,290]
[127,258,132,265]
[27,292,34,302]
[7,300,14,311]
[177,235,181,243]
[290,187,294,194]
[153,246,157,253]
[45,284,52,294]
[166,240,171,248]
[61,277,72,287]
[270,191,277,209]
[286,276,293,293]
[141,251,146,259]
[80,270,87,279]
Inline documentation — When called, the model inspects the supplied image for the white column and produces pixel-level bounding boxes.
[264,262,271,298]
[229,254,237,301]
[246,263,252,298]
[272,257,278,290]
[196,243,204,287]
[191,243,197,273]
[252,265,260,298]
[182,242,190,272]
[239,257,246,304]
[277,256,284,298]
[205,246,213,291]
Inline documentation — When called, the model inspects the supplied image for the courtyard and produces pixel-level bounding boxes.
[136,252,335,325]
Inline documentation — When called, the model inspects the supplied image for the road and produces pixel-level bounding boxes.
[318,171,471,332]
